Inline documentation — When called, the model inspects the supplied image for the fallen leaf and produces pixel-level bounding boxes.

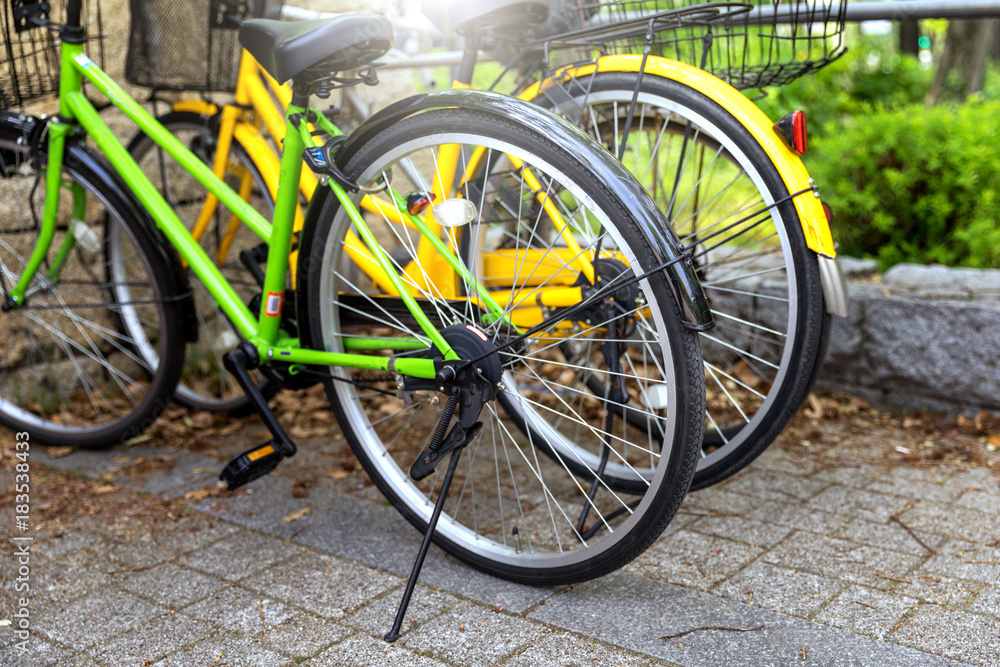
[848,396,870,412]
[988,435,1000,447]
[191,412,215,429]
[283,508,311,522]
[92,485,117,495]
[184,489,211,501]
[326,470,350,480]
[124,434,152,446]
[804,393,822,419]
[46,446,76,459]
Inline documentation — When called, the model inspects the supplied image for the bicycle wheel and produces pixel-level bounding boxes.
[127,110,276,414]
[0,113,186,447]
[531,71,827,490]
[298,106,704,585]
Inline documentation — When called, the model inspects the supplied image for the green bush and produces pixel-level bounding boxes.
[806,100,1000,269]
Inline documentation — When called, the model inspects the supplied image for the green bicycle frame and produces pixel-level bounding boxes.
[8,39,483,381]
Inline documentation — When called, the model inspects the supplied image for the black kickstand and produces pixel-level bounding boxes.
[384,447,463,642]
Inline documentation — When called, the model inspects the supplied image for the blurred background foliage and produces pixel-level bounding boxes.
[753,22,1000,270]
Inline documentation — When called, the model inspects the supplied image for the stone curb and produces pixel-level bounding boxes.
[819,258,1000,413]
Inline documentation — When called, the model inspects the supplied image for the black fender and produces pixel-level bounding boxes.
[301,89,713,331]
[1,111,198,342]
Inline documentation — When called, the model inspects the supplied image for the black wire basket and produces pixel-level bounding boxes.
[541,0,848,89]
[0,0,104,109]
[125,0,284,93]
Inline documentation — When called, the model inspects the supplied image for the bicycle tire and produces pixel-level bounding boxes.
[529,71,827,490]
[0,113,186,447]
[298,105,704,585]
[126,110,276,415]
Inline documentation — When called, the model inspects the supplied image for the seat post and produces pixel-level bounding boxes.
[455,37,479,86]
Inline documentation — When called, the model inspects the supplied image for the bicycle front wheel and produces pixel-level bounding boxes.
[0,114,186,447]
[531,71,827,489]
[298,106,704,585]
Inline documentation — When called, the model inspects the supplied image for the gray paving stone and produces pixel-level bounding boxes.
[687,515,793,549]
[763,532,923,591]
[132,451,221,495]
[922,540,1000,585]
[899,501,1000,544]
[283,486,424,576]
[954,489,1000,515]
[679,488,767,516]
[868,472,965,504]
[180,585,297,635]
[34,590,165,650]
[807,486,912,523]
[86,612,214,665]
[814,585,922,639]
[529,572,960,667]
[714,561,844,619]
[191,474,326,539]
[178,530,307,581]
[110,561,229,609]
[747,501,848,534]
[33,531,100,561]
[501,631,672,666]
[750,448,826,477]
[242,552,399,620]
[891,575,981,610]
[255,610,353,659]
[341,586,461,639]
[970,587,1000,617]
[721,469,831,503]
[810,463,884,489]
[399,602,548,667]
[625,530,764,592]
[29,548,116,607]
[155,635,294,667]
[0,638,76,666]
[946,468,1000,495]
[891,603,1000,666]
[400,550,559,616]
[48,655,107,667]
[102,516,237,568]
[829,517,946,557]
[310,631,450,666]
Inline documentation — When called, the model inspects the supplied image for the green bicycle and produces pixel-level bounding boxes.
[0,0,714,629]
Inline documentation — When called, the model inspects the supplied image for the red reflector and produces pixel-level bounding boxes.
[406,192,437,215]
[822,201,832,223]
[773,111,807,155]
[792,110,807,154]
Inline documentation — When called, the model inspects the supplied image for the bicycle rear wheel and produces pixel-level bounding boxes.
[0,114,186,447]
[127,110,276,414]
[531,71,827,489]
[299,105,704,585]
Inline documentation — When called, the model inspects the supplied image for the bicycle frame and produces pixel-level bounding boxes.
[9,37,469,381]
[168,52,604,318]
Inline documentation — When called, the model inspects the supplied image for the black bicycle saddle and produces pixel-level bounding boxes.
[239,15,393,83]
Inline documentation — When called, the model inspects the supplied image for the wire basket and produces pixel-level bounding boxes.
[126,0,284,93]
[0,0,104,109]
[540,0,848,89]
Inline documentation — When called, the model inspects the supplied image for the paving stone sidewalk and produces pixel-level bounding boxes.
[2,416,999,666]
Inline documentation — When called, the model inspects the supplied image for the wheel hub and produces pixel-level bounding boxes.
[439,324,502,387]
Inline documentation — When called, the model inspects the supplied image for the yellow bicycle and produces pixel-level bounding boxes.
[128,0,848,489]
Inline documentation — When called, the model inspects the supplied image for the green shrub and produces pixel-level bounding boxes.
[806,100,1000,270]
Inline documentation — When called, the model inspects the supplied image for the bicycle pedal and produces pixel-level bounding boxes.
[220,440,288,491]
